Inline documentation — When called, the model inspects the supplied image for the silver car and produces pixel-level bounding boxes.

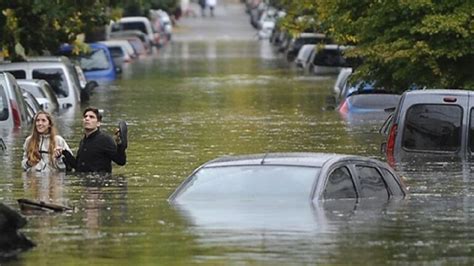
[18,79,59,113]
[0,72,31,129]
[169,152,407,203]
[381,89,471,164]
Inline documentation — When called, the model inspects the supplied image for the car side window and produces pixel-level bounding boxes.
[0,84,8,121]
[323,166,357,200]
[402,104,462,152]
[7,70,26,79]
[33,69,69,98]
[380,168,404,197]
[469,109,474,152]
[356,166,389,199]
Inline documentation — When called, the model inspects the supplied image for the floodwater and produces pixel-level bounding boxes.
[2,1,474,264]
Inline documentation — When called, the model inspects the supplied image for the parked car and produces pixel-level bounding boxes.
[149,9,172,42]
[285,33,328,62]
[109,16,160,48]
[168,153,407,203]
[100,40,135,67]
[109,30,151,55]
[337,80,400,116]
[17,79,59,113]
[333,67,353,95]
[0,56,82,108]
[58,43,118,82]
[380,89,473,164]
[306,45,354,75]
[294,44,315,69]
[22,90,42,120]
[0,72,31,128]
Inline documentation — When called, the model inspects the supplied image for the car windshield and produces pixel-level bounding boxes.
[175,165,319,202]
[32,69,69,98]
[349,94,400,109]
[76,49,110,71]
[117,22,147,35]
[20,84,44,98]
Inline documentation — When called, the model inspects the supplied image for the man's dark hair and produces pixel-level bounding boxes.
[83,107,102,122]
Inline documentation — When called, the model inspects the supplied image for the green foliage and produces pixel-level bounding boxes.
[0,0,177,60]
[0,1,110,61]
[284,1,474,91]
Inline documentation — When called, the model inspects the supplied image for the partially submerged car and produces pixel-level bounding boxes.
[306,45,354,75]
[169,153,407,203]
[59,43,118,82]
[0,57,81,108]
[0,72,30,128]
[285,33,328,62]
[17,79,59,113]
[381,89,474,164]
[109,16,160,48]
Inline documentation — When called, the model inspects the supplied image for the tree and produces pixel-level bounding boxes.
[0,1,110,61]
[281,1,474,91]
[324,1,474,91]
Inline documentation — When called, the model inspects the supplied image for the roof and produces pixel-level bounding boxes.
[404,89,472,97]
[118,16,150,23]
[201,152,359,168]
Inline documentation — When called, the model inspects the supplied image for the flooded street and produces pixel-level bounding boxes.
[2,1,474,264]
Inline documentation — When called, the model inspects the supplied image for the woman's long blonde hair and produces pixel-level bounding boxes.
[26,111,58,165]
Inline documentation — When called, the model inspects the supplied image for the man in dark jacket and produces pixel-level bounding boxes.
[63,107,126,173]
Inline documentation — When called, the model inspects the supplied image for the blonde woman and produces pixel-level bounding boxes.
[21,111,72,172]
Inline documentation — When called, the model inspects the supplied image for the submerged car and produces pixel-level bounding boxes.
[381,89,474,164]
[169,153,407,203]
[0,72,31,128]
[17,79,60,113]
[0,57,82,108]
[59,43,118,82]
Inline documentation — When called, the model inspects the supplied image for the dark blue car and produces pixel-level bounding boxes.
[59,43,118,82]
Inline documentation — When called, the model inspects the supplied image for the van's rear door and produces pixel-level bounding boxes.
[397,90,468,157]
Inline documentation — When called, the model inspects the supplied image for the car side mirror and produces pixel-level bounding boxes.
[115,66,122,74]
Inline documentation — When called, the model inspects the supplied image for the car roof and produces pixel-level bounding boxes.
[16,79,46,85]
[403,89,472,97]
[201,152,368,168]
[119,16,150,22]
[297,32,326,38]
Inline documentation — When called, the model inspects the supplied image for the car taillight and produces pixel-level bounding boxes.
[338,100,349,114]
[386,124,397,166]
[10,99,21,127]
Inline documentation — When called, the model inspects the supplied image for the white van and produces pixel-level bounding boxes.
[0,57,81,108]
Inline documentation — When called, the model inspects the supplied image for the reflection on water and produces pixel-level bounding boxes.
[173,199,405,264]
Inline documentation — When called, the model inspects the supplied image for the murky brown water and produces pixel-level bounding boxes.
[2,2,474,264]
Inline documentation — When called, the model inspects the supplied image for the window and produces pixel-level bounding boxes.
[356,166,389,199]
[469,109,474,152]
[402,104,462,151]
[0,85,8,121]
[176,165,319,201]
[312,48,346,67]
[323,166,357,200]
[77,49,110,71]
[7,70,26,79]
[33,69,68,98]
[119,22,147,35]
[380,168,404,197]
